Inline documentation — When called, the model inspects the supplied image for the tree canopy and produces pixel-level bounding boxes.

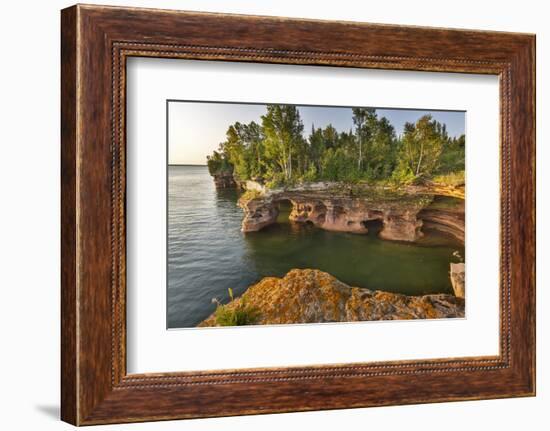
[206,105,464,188]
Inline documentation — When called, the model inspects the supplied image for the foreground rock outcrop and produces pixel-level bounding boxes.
[198,269,465,327]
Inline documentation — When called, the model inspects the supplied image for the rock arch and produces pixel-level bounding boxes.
[239,192,428,242]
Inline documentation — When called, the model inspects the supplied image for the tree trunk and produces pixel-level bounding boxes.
[415,142,424,176]
[358,136,362,170]
[288,150,292,180]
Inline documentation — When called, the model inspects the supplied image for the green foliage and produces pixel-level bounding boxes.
[265,171,287,189]
[262,105,306,182]
[390,166,418,185]
[206,150,232,176]
[214,288,260,326]
[240,189,263,201]
[206,105,464,189]
[321,148,360,182]
[395,115,446,181]
[302,164,318,182]
[438,134,465,174]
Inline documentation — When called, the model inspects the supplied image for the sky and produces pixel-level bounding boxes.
[168,101,465,165]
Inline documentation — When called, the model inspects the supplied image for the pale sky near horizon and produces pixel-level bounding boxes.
[168,101,465,165]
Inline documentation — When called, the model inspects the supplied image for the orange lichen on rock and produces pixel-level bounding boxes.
[198,269,464,327]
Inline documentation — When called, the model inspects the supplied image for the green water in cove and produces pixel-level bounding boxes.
[168,165,464,328]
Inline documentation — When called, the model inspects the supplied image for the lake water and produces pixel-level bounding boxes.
[168,165,464,328]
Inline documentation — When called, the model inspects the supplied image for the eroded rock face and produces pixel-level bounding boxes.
[238,197,279,232]
[237,182,466,244]
[450,263,465,298]
[239,189,428,242]
[289,199,369,234]
[418,197,465,243]
[290,198,425,241]
[212,172,237,188]
[379,210,424,242]
[198,269,465,327]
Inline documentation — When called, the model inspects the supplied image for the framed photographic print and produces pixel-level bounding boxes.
[61,4,535,425]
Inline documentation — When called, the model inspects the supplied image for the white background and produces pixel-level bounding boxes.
[127,59,500,373]
[0,0,547,430]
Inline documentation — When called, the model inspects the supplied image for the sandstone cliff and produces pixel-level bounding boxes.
[198,269,465,327]
[238,182,464,243]
[212,172,237,188]
[418,196,465,242]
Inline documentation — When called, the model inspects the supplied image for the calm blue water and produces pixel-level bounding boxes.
[168,165,463,328]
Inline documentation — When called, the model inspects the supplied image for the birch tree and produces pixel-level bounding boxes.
[262,105,304,182]
[398,115,446,180]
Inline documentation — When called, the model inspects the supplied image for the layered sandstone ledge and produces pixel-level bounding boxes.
[198,269,465,327]
[238,182,465,243]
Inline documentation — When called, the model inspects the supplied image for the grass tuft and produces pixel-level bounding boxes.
[214,288,260,326]
[432,171,465,187]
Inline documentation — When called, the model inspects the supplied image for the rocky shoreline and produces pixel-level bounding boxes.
[238,181,465,243]
[204,178,465,325]
[199,269,465,327]
[212,172,237,188]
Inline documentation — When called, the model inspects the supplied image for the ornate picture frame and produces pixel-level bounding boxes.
[61,4,535,425]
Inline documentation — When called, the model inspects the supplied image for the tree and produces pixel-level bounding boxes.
[438,133,465,174]
[308,125,325,175]
[322,124,339,150]
[219,123,247,178]
[206,150,232,176]
[234,121,264,179]
[321,147,358,182]
[205,104,463,188]
[261,105,305,181]
[369,116,397,179]
[211,121,265,181]
[352,107,377,171]
[395,115,447,181]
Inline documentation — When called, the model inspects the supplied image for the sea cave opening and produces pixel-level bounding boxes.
[362,219,384,237]
[275,199,293,224]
